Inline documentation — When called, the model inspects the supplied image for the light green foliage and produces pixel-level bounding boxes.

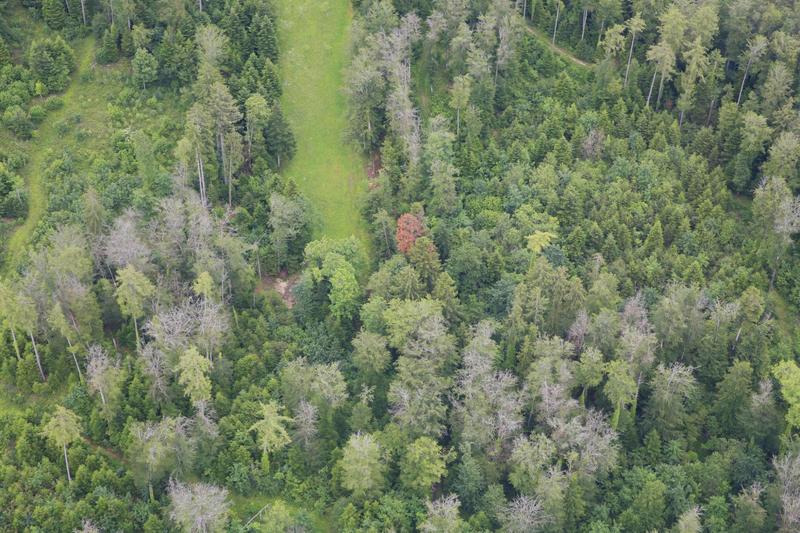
[303,237,364,319]
[193,271,215,300]
[41,405,81,449]
[132,48,158,89]
[244,93,270,157]
[383,297,445,349]
[249,401,293,463]
[604,359,637,429]
[115,265,155,347]
[352,330,391,377]
[41,405,81,481]
[399,436,447,495]
[338,433,385,498]
[527,231,556,254]
[773,360,800,432]
[576,347,605,402]
[176,346,212,407]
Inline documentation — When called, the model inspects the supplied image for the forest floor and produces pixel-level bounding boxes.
[3,37,101,269]
[276,0,369,244]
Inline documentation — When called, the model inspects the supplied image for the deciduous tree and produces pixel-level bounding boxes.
[41,406,81,483]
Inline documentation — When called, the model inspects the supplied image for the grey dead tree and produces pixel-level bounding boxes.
[86,344,120,408]
[168,479,230,532]
[500,495,551,532]
[775,450,800,531]
[456,321,524,455]
[103,210,151,273]
[380,13,423,168]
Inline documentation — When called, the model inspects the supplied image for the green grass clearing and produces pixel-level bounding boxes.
[276,0,368,244]
[4,37,105,269]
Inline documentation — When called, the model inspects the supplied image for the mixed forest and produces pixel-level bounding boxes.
[1,0,800,531]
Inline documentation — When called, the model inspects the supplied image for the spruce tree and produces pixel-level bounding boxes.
[251,14,278,62]
[264,104,296,169]
[0,36,11,66]
[42,0,67,30]
[97,25,119,64]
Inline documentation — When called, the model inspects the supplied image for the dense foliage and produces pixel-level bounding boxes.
[1,0,800,531]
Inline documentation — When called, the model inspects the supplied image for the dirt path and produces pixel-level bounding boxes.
[527,24,593,69]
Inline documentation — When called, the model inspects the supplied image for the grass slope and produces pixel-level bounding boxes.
[276,0,368,242]
[4,37,99,269]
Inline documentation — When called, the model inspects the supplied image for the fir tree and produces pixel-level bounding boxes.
[264,104,295,169]
[42,0,67,30]
[0,36,11,66]
[251,14,278,62]
[97,25,120,64]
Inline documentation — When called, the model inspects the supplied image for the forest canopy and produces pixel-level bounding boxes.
[1,0,800,531]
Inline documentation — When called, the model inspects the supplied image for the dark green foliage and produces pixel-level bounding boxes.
[264,104,296,169]
[97,25,119,64]
[41,0,67,30]
[250,13,278,62]
[28,35,74,93]
[0,36,10,66]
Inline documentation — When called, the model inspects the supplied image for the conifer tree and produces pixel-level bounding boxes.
[42,0,67,29]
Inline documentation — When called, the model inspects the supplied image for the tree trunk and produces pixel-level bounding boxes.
[63,0,70,14]
[596,20,605,47]
[79,0,86,24]
[631,378,642,419]
[133,315,140,350]
[10,328,21,361]
[679,109,685,127]
[737,58,752,106]
[64,444,72,483]
[66,338,84,383]
[29,331,46,381]
[456,107,460,136]
[219,131,227,184]
[646,69,657,108]
[624,33,636,87]
[195,146,206,206]
[770,253,782,290]
[552,6,560,45]
[523,0,527,19]
[706,97,716,125]
[581,9,588,41]
[246,127,252,162]
[656,71,665,110]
